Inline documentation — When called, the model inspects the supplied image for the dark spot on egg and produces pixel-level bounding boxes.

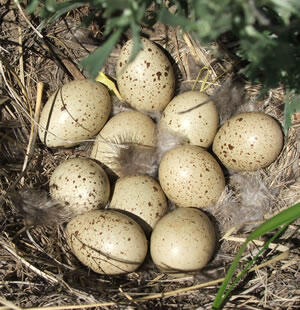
[156,72,162,80]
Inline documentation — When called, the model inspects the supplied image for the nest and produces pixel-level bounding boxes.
[0,2,299,309]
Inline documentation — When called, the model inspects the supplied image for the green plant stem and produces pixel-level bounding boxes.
[212,203,300,309]
[213,221,291,309]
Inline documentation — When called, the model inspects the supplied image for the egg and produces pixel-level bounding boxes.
[158,145,225,208]
[39,80,111,148]
[65,209,148,275]
[150,207,216,272]
[116,37,175,112]
[110,175,168,232]
[90,111,157,176]
[49,158,110,216]
[159,91,218,148]
[212,112,284,171]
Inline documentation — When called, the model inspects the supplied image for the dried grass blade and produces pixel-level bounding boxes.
[21,82,43,181]
[14,0,43,38]
[0,239,59,285]
[0,297,21,310]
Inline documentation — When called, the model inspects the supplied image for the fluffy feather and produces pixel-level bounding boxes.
[111,100,133,116]
[209,173,273,231]
[156,126,186,162]
[9,189,72,227]
[208,78,245,124]
[104,126,185,177]
[114,143,158,177]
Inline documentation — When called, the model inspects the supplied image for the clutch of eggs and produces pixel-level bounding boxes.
[38,37,285,275]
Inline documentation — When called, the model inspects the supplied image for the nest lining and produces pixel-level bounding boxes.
[0,2,299,309]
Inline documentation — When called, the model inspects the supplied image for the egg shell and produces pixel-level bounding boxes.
[110,175,168,231]
[150,207,216,272]
[158,145,225,208]
[212,112,283,171]
[39,80,111,148]
[90,111,157,176]
[49,158,110,216]
[65,209,148,275]
[116,37,175,112]
[159,91,219,148]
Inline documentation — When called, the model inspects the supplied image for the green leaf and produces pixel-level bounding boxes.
[158,7,191,28]
[284,91,300,135]
[246,203,300,241]
[26,0,40,14]
[270,0,300,22]
[80,27,123,79]
[128,21,142,63]
[135,1,147,23]
[40,1,87,23]
[45,0,57,12]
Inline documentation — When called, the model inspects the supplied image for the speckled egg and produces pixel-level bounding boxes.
[116,37,175,112]
[65,209,148,274]
[110,175,168,231]
[39,80,111,148]
[150,207,216,272]
[158,145,225,208]
[159,91,219,148]
[90,111,157,176]
[212,112,283,171]
[49,158,110,216]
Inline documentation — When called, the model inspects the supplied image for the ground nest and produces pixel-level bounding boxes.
[0,2,299,309]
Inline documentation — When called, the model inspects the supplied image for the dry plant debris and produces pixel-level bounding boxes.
[0,1,299,309]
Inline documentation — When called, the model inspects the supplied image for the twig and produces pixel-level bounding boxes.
[135,251,290,302]
[0,239,59,285]
[223,236,289,252]
[25,302,116,310]
[18,26,25,88]
[0,298,21,310]
[26,229,75,270]
[14,0,43,39]
[1,249,289,309]
[21,82,44,182]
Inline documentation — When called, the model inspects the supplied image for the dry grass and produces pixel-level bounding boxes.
[0,1,299,309]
